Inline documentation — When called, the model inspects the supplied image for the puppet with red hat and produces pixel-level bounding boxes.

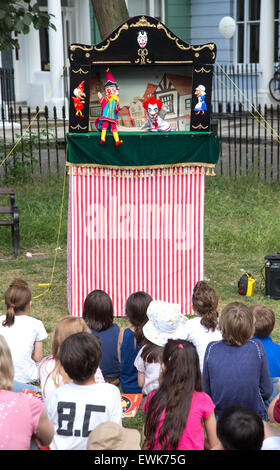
[72,81,86,117]
[95,68,123,146]
[142,96,171,132]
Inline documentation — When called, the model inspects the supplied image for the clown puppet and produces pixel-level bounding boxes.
[95,68,123,146]
[194,85,207,115]
[142,96,171,132]
[72,81,86,117]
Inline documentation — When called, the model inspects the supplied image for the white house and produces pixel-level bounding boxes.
[0,0,277,111]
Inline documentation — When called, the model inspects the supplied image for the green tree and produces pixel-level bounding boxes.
[0,0,56,51]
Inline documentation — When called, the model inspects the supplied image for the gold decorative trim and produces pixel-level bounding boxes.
[70,45,94,52]
[70,124,88,131]
[192,124,209,130]
[156,23,191,50]
[130,16,156,28]
[135,48,151,64]
[67,163,216,177]
[66,161,215,170]
[154,60,192,64]
[72,68,89,74]
[194,67,211,73]
[156,23,215,56]
[192,43,215,52]
[93,23,129,52]
[92,61,131,64]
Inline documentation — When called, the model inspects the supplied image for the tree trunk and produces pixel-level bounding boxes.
[91,0,129,40]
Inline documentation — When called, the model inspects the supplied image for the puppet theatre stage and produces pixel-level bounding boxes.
[66,131,220,317]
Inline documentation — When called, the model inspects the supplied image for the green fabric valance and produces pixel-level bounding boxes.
[66,131,220,169]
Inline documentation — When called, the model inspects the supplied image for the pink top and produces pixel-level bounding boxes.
[0,389,44,450]
[143,390,215,450]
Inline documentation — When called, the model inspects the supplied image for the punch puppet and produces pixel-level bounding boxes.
[95,69,123,146]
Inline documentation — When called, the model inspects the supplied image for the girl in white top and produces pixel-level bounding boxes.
[0,279,47,383]
[134,300,188,396]
[39,316,104,408]
[183,280,222,372]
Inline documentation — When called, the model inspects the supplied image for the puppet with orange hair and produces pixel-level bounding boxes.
[142,96,171,132]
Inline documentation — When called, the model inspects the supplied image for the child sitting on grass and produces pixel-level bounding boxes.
[134,300,188,396]
[82,289,120,384]
[203,302,273,420]
[142,339,218,450]
[250,304,280,379]
[118,291,152,393]
[46,331,122,450]
[183,280,222,372]
[0,279,47,385]
[39,316,104,408]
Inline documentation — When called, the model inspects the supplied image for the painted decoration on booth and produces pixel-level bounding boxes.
[137,30,148,48]
[89,65,193,132]
[72,81,86,117]
[194,85,207,115]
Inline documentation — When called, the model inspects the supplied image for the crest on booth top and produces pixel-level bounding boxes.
[137,30,148,48]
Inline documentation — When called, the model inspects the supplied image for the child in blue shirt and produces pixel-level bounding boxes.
[118,291,152,393]
[250,304,280,378]
[250,304,280,406]
[82,289,120,384]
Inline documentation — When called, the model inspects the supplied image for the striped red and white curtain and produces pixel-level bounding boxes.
[67,166,205,317]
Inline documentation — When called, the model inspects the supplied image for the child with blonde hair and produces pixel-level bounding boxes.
[39,316,104,407]
[0,335,53,450]
[0,279,47,384]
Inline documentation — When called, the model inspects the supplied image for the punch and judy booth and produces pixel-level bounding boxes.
[66,16,220,317]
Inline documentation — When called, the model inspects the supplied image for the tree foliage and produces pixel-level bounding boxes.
[91,0,129,40]
[0,0,56,51]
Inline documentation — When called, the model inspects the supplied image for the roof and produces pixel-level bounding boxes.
[159,73,192,95]
[143,83,157,100]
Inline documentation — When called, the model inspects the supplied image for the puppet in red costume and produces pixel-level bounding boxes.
[142,96,171,132]
[72,81,86,117]
[95,68,123,146]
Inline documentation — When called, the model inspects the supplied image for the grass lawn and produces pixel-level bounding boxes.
[1,173,280,433]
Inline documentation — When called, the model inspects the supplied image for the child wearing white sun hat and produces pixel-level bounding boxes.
[134,300,188,396]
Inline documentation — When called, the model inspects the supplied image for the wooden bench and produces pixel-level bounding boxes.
[0,187,20,257]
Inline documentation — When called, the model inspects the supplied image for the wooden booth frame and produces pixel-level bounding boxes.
[68,15,217,135]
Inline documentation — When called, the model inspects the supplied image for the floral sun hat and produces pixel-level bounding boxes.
[143,300,187,347]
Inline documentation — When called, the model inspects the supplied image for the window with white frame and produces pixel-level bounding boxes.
[235,0,260,63]
[126,0,165,23]
[235,0,280,63]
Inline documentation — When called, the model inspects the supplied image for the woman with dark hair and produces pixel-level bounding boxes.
[183,281,222,372]
[142,339,218,450]
[82,289,120,384]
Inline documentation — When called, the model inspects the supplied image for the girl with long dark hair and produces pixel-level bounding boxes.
[143,339,218,450]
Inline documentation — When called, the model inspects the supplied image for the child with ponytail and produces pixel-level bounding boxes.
[142,339,218,450]
[183,280,222,372]
[0,279,47,384]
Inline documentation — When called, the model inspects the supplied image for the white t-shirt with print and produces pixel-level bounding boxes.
[39,356,105,409]
[134,346,162,396]
[0,314,48,383]
[47,381,122,450]
[182,316,222,372]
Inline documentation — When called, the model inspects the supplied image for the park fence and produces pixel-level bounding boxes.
[0,102,280,182]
